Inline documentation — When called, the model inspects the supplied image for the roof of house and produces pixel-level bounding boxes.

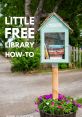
[39,12,73,32]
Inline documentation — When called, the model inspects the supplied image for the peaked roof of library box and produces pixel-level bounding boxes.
[39,12,73,31]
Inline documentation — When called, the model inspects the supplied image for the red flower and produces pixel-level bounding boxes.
[51,102,54,107]
[58,105,63,109]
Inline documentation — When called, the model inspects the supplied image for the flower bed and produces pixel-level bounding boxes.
[35,94,82,116]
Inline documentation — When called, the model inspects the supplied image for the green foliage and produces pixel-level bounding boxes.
[59,63,68,69]
[1,0,24,16]
[76,15,82,29]
[35,94,82,115]
[77,98,82,105]
[0,0,25,52]
[43,0,56,12]
[30,0,39,15]
[57,0,81,46]
[0,0,82,47]
[34,33,40,47]
[0,17,7,51]
[37,96,78,115]
[30,0,82,46]
[11,48,40,72]
[0,0,82,72]
[10,39,40,72]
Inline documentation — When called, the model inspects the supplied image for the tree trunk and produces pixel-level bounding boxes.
[25,0,31,18]
[24,0,64,33]
[34,0,44,33]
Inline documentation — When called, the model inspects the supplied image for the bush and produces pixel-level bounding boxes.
[11,48,40,72]
[9,38,40,72]
[59,63,68,69]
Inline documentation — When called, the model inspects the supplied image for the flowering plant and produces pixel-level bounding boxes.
[35,94,82,115]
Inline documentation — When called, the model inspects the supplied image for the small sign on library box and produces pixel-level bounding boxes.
[39,12,72,63]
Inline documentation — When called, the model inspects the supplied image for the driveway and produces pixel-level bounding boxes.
[0,70,82,117]
[0,55,11,72]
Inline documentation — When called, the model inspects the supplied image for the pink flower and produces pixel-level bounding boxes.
[58,105,63,109]
[51,102,54,107]
[35,109,39,112]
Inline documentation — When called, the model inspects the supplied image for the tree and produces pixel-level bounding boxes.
[0,0,24,51]
[27,0,82,46]
[0,0,82,47]
[25,0,31,18]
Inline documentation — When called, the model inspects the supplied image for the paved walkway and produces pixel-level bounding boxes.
[0,71,82,117]
[0,55,82,117]
[0,55,11,72]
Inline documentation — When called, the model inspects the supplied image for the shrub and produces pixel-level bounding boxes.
[11,47,40,72]
[9,38,40,72]
[59,63,68,69]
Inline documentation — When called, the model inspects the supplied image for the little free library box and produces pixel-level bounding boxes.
[39,12,72,63]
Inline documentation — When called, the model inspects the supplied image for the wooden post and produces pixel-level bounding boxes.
[52,64,58,100]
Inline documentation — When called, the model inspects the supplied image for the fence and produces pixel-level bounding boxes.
[69,46,82,68]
